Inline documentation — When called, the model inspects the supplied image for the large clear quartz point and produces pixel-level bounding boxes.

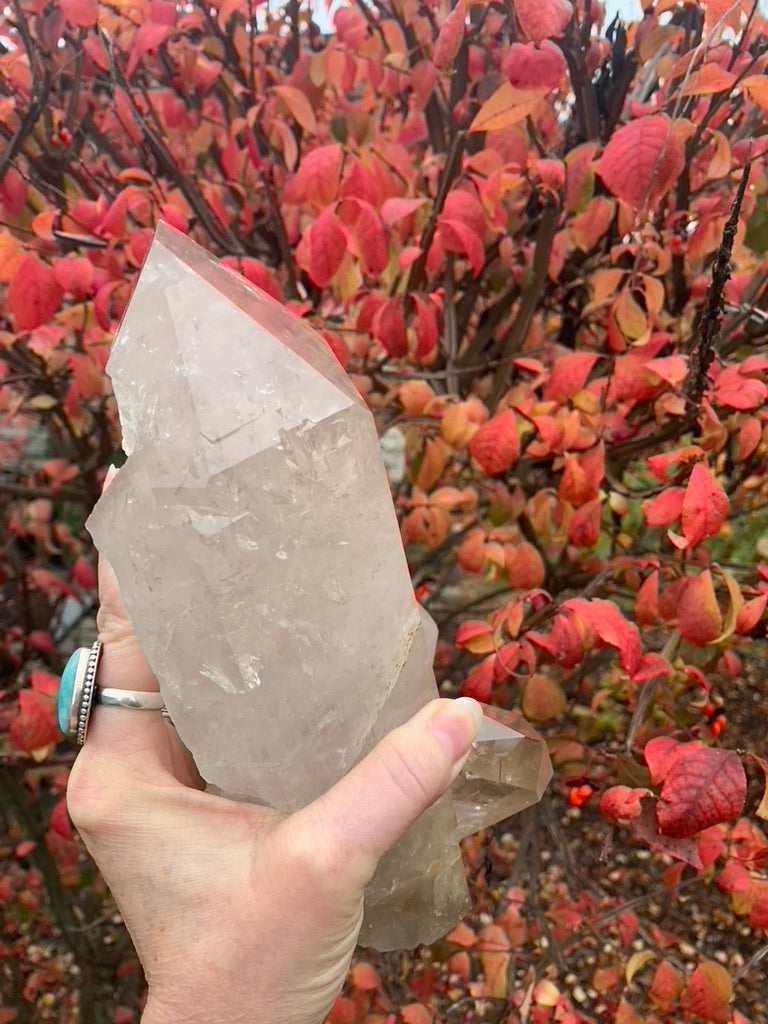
[86,223,552,950]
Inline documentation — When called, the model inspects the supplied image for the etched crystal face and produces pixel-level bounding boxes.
[87,223,552,950]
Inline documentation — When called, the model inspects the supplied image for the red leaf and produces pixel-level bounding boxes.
[646,445,703,482]
[566,497,601,547]
[557,442,604,506]
[681,961,732,1024]
[680,463,729,547]
[126,23,173,77]
[372,297,407,358]
[337,198,387,277]
[649,739,746,838]
[0,167,28,215]
[70,555,96,590]
[511,0,573,44]
[306,208,347,288]
[59,0,98,27]
[461,654,495,701]
[505,40,566,90]
[598,115,686,208]
[562,597,641,674]
[642,487,685,527]
[29,670,58,696]
[9,691,59,753]
[630,804,703,869]
[441,188,486,238]
[644,736,682,785]
[467,410,520,474]
[527,613,583,668]
[433,0,466,70]
[634,570,659,626]
[412,295,438,359]
[598,786,648,822]
[735,416,762,462]
[53,256,94,299]
[543,352,599,402]
[285,144,343,210]
[677,571,723,646]
[437,219,484,276]
[8,255,63,331]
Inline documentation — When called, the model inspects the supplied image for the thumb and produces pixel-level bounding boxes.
[301,697,482,885]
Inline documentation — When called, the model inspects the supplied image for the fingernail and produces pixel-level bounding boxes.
[429,697,484,768]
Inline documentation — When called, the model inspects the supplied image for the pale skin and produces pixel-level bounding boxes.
[66,494,482,1024]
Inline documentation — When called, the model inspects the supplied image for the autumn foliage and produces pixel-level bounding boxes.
[1,0,767,1019]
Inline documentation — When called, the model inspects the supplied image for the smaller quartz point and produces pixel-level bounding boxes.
[453,708,554,838]
[87,223,553,951]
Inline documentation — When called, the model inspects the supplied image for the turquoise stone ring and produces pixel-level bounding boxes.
[56,641,103,745]
[57,641,166,745]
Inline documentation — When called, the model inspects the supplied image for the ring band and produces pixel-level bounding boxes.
[56,641,166,745]
[96,688,166,710]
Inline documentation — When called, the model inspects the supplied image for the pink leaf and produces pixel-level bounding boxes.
[511,0,573,44]
[598,115,687,208]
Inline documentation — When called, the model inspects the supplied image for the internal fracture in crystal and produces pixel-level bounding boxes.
[87,223,552,950]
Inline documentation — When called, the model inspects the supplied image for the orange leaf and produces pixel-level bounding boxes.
[271,84,317,133]
[455,620,496,655]
[557,441,604,506]
[8,255,63,331]
[649,961,684,1012]
[598,115,686,208]
[505,542,545,589]
[350,962,379,991]
[742,74,768,112]
[469,82,546,132]
[521,673,565,722]
[0,230,23,283]
[400,1005,432,1024]
[633,570,659,626]
[679,62,736,96]
[681,463,728,546]
[681,961,732,1024]
[467,410,520,474]
[735,594,767,635]
[511,0,573,43]
[677,571,722,646]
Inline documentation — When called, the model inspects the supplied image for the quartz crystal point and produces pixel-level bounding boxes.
[87,223,552,950]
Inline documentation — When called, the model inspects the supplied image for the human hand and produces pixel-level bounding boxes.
[67,486,482,1024]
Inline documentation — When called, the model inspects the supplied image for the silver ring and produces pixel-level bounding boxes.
[57,641,167,746]
[95,688,166,710]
